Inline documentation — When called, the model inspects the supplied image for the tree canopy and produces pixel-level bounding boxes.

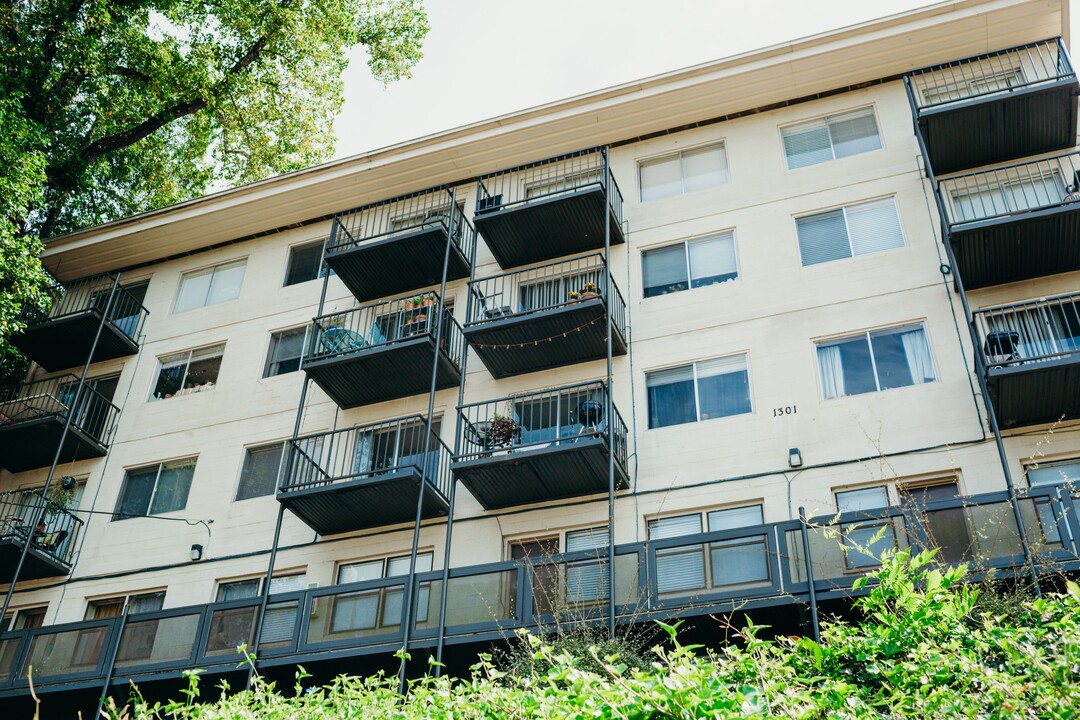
[0,0,428,378]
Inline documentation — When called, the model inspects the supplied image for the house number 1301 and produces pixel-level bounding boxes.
[773,405,797,417]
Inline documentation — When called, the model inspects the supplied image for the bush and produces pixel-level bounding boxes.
[89,550,1080,719]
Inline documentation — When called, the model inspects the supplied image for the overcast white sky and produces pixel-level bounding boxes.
[333,0,954,158]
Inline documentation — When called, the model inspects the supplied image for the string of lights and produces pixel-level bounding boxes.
[469,314,606,349]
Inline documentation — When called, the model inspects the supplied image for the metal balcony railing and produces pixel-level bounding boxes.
[18,274,148,344]
[465,254,627,334]
[937,151,1080,226]
[974,292,1080,368]
[281,416,453,500]
[454,380,628,465]
[0,375,118,446]
[476,147,624,223]
[908,38,1074,112]
[305,292,464,369]
[0,489,83,568]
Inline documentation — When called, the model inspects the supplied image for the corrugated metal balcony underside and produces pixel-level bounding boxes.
[325,226,471,303]
[464,299,627,379]
[303,337,461,409]
[472,187,625,269]
[0,539,71,583]
[987,353,1080,428]
[950,204,1080,288]
[0,417,107,473]
[451,436,629,510]
[278,468,449,535]
[10,312,137,373]
[920,80,1078,174]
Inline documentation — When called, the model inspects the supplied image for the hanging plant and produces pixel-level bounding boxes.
[487,413,521,446]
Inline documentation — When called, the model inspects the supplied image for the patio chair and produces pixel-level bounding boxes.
[320,326,368,355]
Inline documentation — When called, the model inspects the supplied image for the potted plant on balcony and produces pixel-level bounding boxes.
[487,412,521,447]
[578,281,599,300]
[405,292,437,326]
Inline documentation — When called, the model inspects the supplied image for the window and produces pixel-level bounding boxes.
[646,355,752,429]
[796,197,903,266]
[836,487,894,569]
[174,259,245,312]
[85,592,164,620]
[152,344,224,400]
[564,527,609,606]
[78,591,165,666]
[639,143,728,201]
[264,328,306,377]
[817,324,935,399]
[782,107,882,169]
[331,554,432,633]
[1028,458,1080,487]
[114,459,196,520]
[236,443,285,501]
[642,232,738,298]
[649,505,768,596]
[284,241,327,286]
[216,574,305,602]
[898,480,972,564]
[210,574,305,651]
[2,606,46,632]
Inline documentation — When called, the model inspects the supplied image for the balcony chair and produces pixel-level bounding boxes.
[473,291,513,321]
[319,326,368,355]
[39,529,68,553]
[984,331,1021,366]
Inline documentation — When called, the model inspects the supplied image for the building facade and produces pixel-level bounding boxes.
[2,0,1080,714]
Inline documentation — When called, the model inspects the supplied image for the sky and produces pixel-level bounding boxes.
[332,0,951,159]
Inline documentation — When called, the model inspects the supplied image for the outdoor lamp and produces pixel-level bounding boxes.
[190,544,203,562]
[788,448,803,468]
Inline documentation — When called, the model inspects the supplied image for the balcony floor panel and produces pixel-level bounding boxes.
[10,312,138,372]
[473,187,625,269]
[304,337,461,409]
[988,353,1080,428]
[452,437,628,510]
[325,227,471,303]
[278,468,449,535]
[951,204,1080,288]
[0,417,107,473]
[921,80,1078,174]
[0,538,71,582]
[464,299,627,379]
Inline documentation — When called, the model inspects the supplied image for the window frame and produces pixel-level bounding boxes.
[645,353,754,429]
[235,441,287,501]
[283,239,329,287]
[637,141,729,202]
[173,258,247,313]
[779,105,883,170]
[2,605,47,632]
[794,196,905,267]
[330,552,433,634]
[151,343,226,401]
[113,458,197,520]
[263,327,307,378]
[641,230,739,299]
[815,322,937,400]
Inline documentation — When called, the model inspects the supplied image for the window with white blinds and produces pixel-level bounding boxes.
[642,232,738,298]
[782,107,882,169]
[650,514,705,595]
[175,259,246,312]
[565,527,608,605]
[332,553,433,633]
[1027,459,1080,486]
[796,198,904,266]
[639,143,728,201]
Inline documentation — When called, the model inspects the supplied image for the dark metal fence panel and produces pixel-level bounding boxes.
[0,489,83,568]
[937,151,1080,225]
[908,38,1074,112]
[475,147,624,225]
[0,375,119,447]
[282,415,453,500]
[18,274,148,343]
[973,291,1080,367]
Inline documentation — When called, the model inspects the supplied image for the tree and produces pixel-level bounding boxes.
[0,0,428,377]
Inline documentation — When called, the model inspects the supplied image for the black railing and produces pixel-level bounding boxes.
[18,274,147,343]
[0,490,83,569]
[1,486,1077,694]
[465,254,627,334]
[327,187,476,264]
[974,292,1080,368]
[281,415,453,500]
[0,375,118,446]
[908,38,1074,112]
[475,148,624,225]
[454,380,628,465]
[304,292,464,368]
[937,150,1080,226]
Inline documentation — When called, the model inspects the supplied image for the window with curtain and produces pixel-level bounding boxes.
[174,259,246,312]
[781,107,882,169]
[836,486,894,569]
[263,328,306,377]
[331,553,433,633]
[113,459,196,519]
[639,143,728,201]
[642,231,738,298]
[817,324,935,400]
[235,442,285,501]
[796,197,904,266]
[152,344,225,400]
[646,354,752,429]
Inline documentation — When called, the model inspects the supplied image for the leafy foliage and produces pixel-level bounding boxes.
[84,551,1080,719]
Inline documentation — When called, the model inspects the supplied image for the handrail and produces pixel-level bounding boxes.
[0,489,84,568]
[0,375,119,447]
[972,291,1080,369]
[17,273,148,344]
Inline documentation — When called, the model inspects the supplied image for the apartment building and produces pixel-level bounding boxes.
[2,0,1080,715]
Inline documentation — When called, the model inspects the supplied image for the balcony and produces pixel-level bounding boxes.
[0,490,83,582]
[325,188,475,303]
[451,381,629,509]
[0,376,119,473]
[473,148,625,269]
[11,274,148,372]
[278,416,452,535]
[302,293,464,409]
[937,152,1080,288]
[974,293,1080,428]
[463,255,628,379]
[906,38,1079,174]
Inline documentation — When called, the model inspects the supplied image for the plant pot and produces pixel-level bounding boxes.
[579,292,599,300]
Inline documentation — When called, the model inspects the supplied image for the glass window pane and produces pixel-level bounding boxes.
[830,336,877,396]
[828,110,882,159]
[265,329,305,377]
[1028,460,1080,486]
[846,199,903,256]
[649,514,702,540]
[655,548,705,594]
[114,467,158,519]
[639,155,682,202]
[710,540,770,586]
[688,232,737,287]
[236,443,284,501]
[148,461,195,515]
[284,242,324,286]
[837,487,888,512]
[338,561,383,584]
[783,123,833,169]
[174,269,212,313]
[796,209,850,265]
[182,349,222,390]
[566,527,608,552]
[872,325,934,388]
[206,261,245,305]
[707,505,764,531]
[217,579,260,602]
[642,244,689,297]
[681,144,728,192]
[646,366,696,428]
[696,356,752,420]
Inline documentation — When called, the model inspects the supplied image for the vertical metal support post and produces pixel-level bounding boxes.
[603,147,616,639]
[1,274,120,623]
[797,507,820,643]
[95,603,131,719]
[398,187,457,692]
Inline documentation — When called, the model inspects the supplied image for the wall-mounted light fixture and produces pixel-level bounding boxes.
[788,448,803,468]
[190,544,204,562]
